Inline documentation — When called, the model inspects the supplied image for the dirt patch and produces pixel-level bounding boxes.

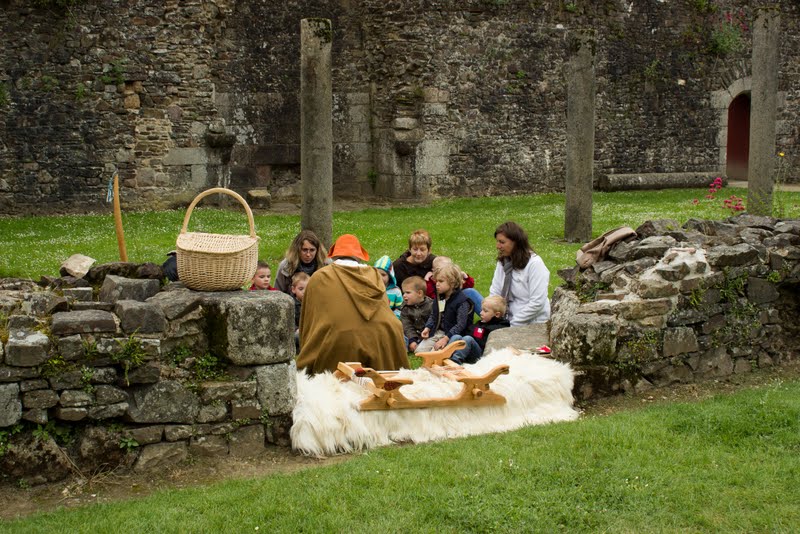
[2,360,798,521]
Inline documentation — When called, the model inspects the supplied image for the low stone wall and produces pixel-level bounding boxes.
[0,266,296,485]
[551,215,800,400]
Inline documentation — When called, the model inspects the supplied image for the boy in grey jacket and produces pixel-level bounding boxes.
[400,276,433,352]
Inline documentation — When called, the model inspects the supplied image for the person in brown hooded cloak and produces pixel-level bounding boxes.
[296,234,410,374]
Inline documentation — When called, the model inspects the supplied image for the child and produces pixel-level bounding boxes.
[417,263,473,353]
[392,229,437,288]
[374,255,403,319]
[290,272,309,329]
[400,276,433,352]
[448,295,510,365]
[250,260,277,291]
[426,256,475,298]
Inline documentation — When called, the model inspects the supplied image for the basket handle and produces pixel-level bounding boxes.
[180,187,257,238]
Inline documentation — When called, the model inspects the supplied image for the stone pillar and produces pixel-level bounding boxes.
[564,30,596,243]
[747,7,781,215]
[300,18,333,247]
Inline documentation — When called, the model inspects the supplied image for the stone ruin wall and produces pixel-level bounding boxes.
[1,0,799,214]
[0,268,296,485]
[550,215,800,400]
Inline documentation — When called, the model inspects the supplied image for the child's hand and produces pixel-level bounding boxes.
[424,271,433,282]
[421,328,430,339]
[409,341,418,351]
[434,336,449,351]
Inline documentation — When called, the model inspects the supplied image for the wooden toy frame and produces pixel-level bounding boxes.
[334,341,510,411]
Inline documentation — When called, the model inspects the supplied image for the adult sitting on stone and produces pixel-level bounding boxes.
[297,234,410,374]
[489,221,551,325]
[274,229,329,295]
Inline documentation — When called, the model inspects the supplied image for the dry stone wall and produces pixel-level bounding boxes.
[551,215,800,400]
[0,267,296,485]
[1,1,799,214]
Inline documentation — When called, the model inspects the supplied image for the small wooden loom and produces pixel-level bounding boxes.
[334,341,510,411]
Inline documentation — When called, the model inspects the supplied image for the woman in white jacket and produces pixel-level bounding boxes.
[489,221,551,325]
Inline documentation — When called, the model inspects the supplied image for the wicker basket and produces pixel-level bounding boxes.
[176,187,260,291]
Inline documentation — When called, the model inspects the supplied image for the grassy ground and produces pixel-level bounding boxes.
[2,376,798,532]
[1,187,798,293]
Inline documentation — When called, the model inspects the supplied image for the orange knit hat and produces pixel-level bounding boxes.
[328,234,369,262]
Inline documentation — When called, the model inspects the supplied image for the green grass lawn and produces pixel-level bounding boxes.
[2,187,798,294]
[3,378,799,532]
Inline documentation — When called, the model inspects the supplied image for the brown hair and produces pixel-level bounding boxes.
[408,229,432,249]
[494,221,533,270]
[401,275,426,293]
[482,295,507,316]
[291,271,310,288]
[283,230,328,273]
[256,260,270,270]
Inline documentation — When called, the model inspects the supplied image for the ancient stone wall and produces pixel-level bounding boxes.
[0,268,296,485]
[551,215,800,400]
[0,0,799,214]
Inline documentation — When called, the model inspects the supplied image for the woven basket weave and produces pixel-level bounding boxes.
[176,188,260,291]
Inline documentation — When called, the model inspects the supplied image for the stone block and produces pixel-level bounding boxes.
[705,244,760,267]
[635,219,682,238]
[199,381,258,403]
[95,384,128,404]
[203,292,294,365]
[635,279,679,299]
[256,361,297,416]
[483,323,550,354]
[54,407,88,421]
[23,389,59,409]
[197,402,228,423]
[58,334,85,361]
[100,275,160,303]
[163,147,208,166]
[189,435,228,457]
[746,277,779,304]
[0,383,21,426]
[19,379,48,392]
[51,310,117,335]
[134,442,188,472]
[630,236,677,260]
[165,425,194,442]
[21,292,69,316]
[129,425,164,445]
[91,367,119,384]
[618,298,673,320]
[5,332,50,366]
[23,408,48,424]
[694,347,734,379]
[551,312,620,365]
[49,370,84,390]
[115,300,167,334]
[228,424,265,457]
[125,380,200,423]
[63,287,94,302]
[60,389,94,407]
[662,327,699,357]
[231,401,261,420]
[88,402,128,419]
[247,189,271,209]
[0,366,39,383]
[125,363,161,385]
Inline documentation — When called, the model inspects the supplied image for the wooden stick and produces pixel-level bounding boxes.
[112,171,128,262]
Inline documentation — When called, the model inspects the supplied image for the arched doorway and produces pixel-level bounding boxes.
[726,93,751,181]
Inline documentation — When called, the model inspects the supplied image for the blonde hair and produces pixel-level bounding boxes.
[482,295,507,316]
[401,275,426,293]
[291,271,310,288]
[432,256,451,270]
[434,263,462,290]
[408,229,432,249]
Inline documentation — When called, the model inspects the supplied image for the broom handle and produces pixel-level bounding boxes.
[113,171,128,262]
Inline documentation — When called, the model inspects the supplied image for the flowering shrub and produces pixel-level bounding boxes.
[723,195,745,214]
[709,10,749,56]
[692,176,747,215]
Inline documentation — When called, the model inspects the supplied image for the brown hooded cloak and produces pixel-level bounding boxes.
[296,262,410,374]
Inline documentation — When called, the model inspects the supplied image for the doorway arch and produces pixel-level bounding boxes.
[726,93,751,180]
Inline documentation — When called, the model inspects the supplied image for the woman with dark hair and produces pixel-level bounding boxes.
[274,229,329,294]
[488,221,550,325]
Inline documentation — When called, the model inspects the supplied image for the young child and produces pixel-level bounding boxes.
[250,260,277,291]
[448,295,510,365]
[425,256,475,299]
[400,276,433,352]
[290,272,309,330]
[417,263,473,353]
[392,229,436,289]
[374,255,403,319]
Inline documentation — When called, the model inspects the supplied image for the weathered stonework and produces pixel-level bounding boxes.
[1,1,798,214]
[552,216,800,400]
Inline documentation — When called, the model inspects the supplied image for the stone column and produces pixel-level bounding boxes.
[564,30,596,243]
[747,7,781,215]
[300,18,333,247]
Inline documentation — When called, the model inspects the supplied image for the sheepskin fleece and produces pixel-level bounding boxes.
[291,348,578,457]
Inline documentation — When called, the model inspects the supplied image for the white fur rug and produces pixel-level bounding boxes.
[291,348,579,457]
